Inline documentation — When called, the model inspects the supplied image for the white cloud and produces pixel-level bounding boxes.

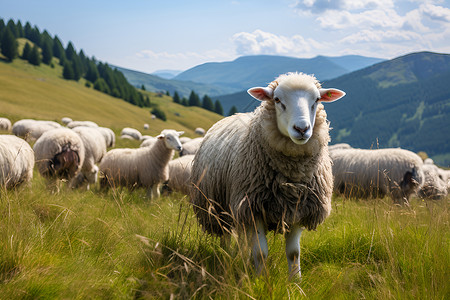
[295,0,394,14]
[231,30,325,56]
[340,29,423,44]
[420,3,450,22]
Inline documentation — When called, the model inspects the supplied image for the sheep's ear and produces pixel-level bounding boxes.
[247,87,273,101]
[319,88,346,103]
[177,131,184,136]
[156,134,164,139]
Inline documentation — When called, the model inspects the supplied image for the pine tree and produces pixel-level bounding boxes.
[84,60,99,83]
[214,100,224,116]
[28,44,41,66]
[0,19,5,33]
[63,61,75,80]
[52,35,65,60]
[16,20,24,37]
[21,42,31,60]
[71,55,83,81]
[65,41,76,61]
[141,84,146,91]
[6,19,18,38]
[181,98,188,106]
[1,27,18,62]
[24,22,32,40]
[173,91,181,104]
[29,26,41,46]
[188,91,201,107]
[41,39,53,65]
[228,105,238,116]
[202,95,214,111]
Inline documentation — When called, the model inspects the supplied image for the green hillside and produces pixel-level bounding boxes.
[114,65,238,98]
[0,58,222,137]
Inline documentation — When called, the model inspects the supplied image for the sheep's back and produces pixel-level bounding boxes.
[0,135,34,188]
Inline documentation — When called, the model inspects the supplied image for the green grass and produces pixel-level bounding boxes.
[1,176,448,299]
[0,58,222,137]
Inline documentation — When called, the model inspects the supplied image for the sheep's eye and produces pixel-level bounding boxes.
[274,97,281,103]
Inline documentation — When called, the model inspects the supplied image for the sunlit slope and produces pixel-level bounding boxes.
[0,59,222,136]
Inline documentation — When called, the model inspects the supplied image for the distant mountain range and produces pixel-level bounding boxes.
[174,55,385,90]
[216,52,450,165]
[117,54,384,98]
[151,69,183,79]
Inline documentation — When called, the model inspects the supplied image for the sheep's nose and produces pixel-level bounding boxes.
[177,146,182,151]
[293,125,310,135]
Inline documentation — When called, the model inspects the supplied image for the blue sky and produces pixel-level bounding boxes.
[2,0,450,73]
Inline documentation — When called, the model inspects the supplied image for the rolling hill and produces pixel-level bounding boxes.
[173,54,385,90]
[114,66,238,98]
[215,52,450,166]
[0,58,222,137]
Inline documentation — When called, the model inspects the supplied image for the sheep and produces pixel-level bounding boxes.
[328,143,352,151]
[33,128,85,189]
[67,120,99,128]
[166,154,194,195]
[12,119,62,141]
[330,148,424,203]
[120,127,142,140]
[179,137,192,144]
[194,127,206,136]
[0,117,12,131]
[70,127,107,190]
[97,127,116,148]
[179,137,203,157]
[190,72,345,278]
[417,162,448,200]
[0,135,34,188]
[99,129,184,198]
[140,136,157,148]
[144,123,149,130]
[61,117,73,125]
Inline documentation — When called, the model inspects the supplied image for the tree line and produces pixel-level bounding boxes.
[0,18,150,107]
[172,90,237,116]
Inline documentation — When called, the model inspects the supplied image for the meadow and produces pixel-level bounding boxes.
[0,169,448,299]
[1,57,449,299]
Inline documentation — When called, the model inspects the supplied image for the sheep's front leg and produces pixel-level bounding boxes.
[250,218,268,275]
[285,225,303,279]
[149,183,160,199]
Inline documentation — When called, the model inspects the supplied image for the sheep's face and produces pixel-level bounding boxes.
[248,76,345,144]
[158,130,184,151]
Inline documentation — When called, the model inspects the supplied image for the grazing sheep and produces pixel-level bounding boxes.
[417,162,448,200]
[167,155,194,195]
[179,137,203,157]
[120,135,135,140]
[99,129,184,198]
[67,120,99,128]
[33,128,85,188]
[0,117,12,131]
[61,117,73,125]
[179,137,192,144]
[194,127,206,136]
[144,123,149,130]
[97,127,116,148]
[190,72,345,278]
[140,136,157,148]
[0,135,34,188]
[331,148,424,203]
[70,127,107,190]
[120,127,142,140]
[12,119,61,141]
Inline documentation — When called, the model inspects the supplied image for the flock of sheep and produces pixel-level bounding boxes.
[0,72,448,279]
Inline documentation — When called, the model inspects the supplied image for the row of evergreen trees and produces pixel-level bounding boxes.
[172,90,237,116]
[0,18,150,107]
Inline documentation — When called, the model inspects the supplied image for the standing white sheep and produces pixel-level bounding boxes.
[12,119,62,141]
[61,117,73,125]
[190,72,345,278]
[0,117,12,131]
[70,127,107,190]
[97,127,116,148]
[194,127,205,136]
[330,148,424,203]
[0,135,34,188]
[66,120,99,128]
[99,129,184,198]
[33,128,85,189]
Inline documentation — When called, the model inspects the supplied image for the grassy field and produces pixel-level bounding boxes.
[0,178,448,299]
[1,58,449,299]
[0,56,222,138]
